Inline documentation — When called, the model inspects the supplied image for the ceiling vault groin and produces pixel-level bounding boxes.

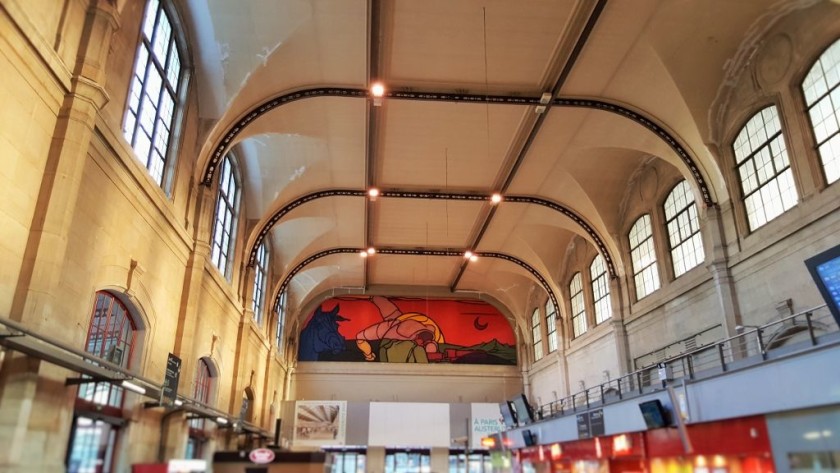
[246,189,618,279]
[270,247,559,320]
[199,89,714,207]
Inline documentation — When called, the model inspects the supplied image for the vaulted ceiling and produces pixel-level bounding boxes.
[180,0,806,327]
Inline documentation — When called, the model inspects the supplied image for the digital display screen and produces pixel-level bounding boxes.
[816,259,840,312]
[511,395,533,425]
[639,400,667,429]
[805,245,840,327]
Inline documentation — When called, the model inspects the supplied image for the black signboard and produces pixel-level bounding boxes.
[576,412,590,439]
[162,353,181,403]
[589,409,605,436]
[576,409,605,439]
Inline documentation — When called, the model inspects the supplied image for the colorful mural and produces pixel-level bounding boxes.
[297,296,517,365]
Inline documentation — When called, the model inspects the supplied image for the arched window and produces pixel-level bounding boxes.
[211,155,240,278]
[78,293,137,406]
[629,214,660,300]
[590,255,611,324]
[67,292,138,473]
[570,273,587,338]
[733,106,798,231]
[186,359,214,459]
[545,300,557,354]
[664,180,705,277]
[252,241,269,325]
[802,38,840,185]
[531,308,543,361]
[123,0,185,190]
[275,289,287,351]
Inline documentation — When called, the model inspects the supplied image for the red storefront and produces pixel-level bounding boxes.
[513,416,775,473]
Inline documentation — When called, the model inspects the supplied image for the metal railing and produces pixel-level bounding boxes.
[535,304,837,420]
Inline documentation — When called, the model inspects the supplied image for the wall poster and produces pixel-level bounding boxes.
[293,400,347,447]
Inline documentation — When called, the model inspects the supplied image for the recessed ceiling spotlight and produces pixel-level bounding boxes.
[359,251,368,258]
[469,254,479,262]
[371,83,385,97]
[490,193,503,204]
[367,247,376,255]
[368,188,380,200]
[464,251,473,259]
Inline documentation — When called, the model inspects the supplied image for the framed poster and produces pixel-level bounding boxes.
[293,400,347,447]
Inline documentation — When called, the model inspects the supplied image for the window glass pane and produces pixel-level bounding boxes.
[802,39,840,185]
[211,156,239,277]
[67,417,116,473]
[629,215,660,299]
[79,293,136,409]
[590,255,611,324]
[531,308,543,360]
[252,242,269,324]
[663,181,705,277]
[570,273,587,337]
[123,0,183,189]
[545,301,557,353]
[733,106,798,231]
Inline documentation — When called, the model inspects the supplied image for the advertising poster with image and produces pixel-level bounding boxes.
[293,400,347,447]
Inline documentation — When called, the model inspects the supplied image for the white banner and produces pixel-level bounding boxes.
[471,403,504,449]
[368,402,450,447]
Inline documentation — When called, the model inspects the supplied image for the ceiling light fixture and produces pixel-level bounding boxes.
[490,193,502,204]
[371,82,385,106]
[367,247,376,255]
[215,417,229,425]
[368,188,380,201]
[359,251,368,258]
[464,251,473,259]
[121,380,146,395]
[469,254,479,262]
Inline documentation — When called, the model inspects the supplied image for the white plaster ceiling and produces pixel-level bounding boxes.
[182,0,816,323]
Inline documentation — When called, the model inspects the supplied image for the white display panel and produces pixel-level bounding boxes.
[368,402,450,447]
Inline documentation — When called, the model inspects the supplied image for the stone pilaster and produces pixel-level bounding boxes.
[703,206,742,337]
[608,277,632,374]
[0,3,119,471]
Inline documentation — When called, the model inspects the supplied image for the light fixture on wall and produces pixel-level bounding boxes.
[121,379,146,395]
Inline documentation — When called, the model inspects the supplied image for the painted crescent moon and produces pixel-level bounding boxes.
[474,317,488,330]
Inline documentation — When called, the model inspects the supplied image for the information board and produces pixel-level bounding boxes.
[162,353,181,403]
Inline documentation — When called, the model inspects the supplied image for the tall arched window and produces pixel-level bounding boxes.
[629,214,660,300]
[733,106,798,231]
[590,255,611,324]
[211,155,240,278]
[123,0,185,190]
[570,273,587,338]
[252,241,269,325]
[531,308,543,361]
[545,300,557,354]
[664,180,705,277]
[275,289,287,351]
[802,38,840,185]
[186,359,214,459]
[67,292,138,473]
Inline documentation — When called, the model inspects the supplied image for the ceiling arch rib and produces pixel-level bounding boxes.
[247,189,618,278]
[199,88,716,206]
[270,247,560,322]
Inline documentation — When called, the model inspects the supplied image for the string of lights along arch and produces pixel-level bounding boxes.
[272,247,560,320]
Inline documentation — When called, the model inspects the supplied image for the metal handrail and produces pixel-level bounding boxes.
[534,304,835,420]
[0,315,267,431]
